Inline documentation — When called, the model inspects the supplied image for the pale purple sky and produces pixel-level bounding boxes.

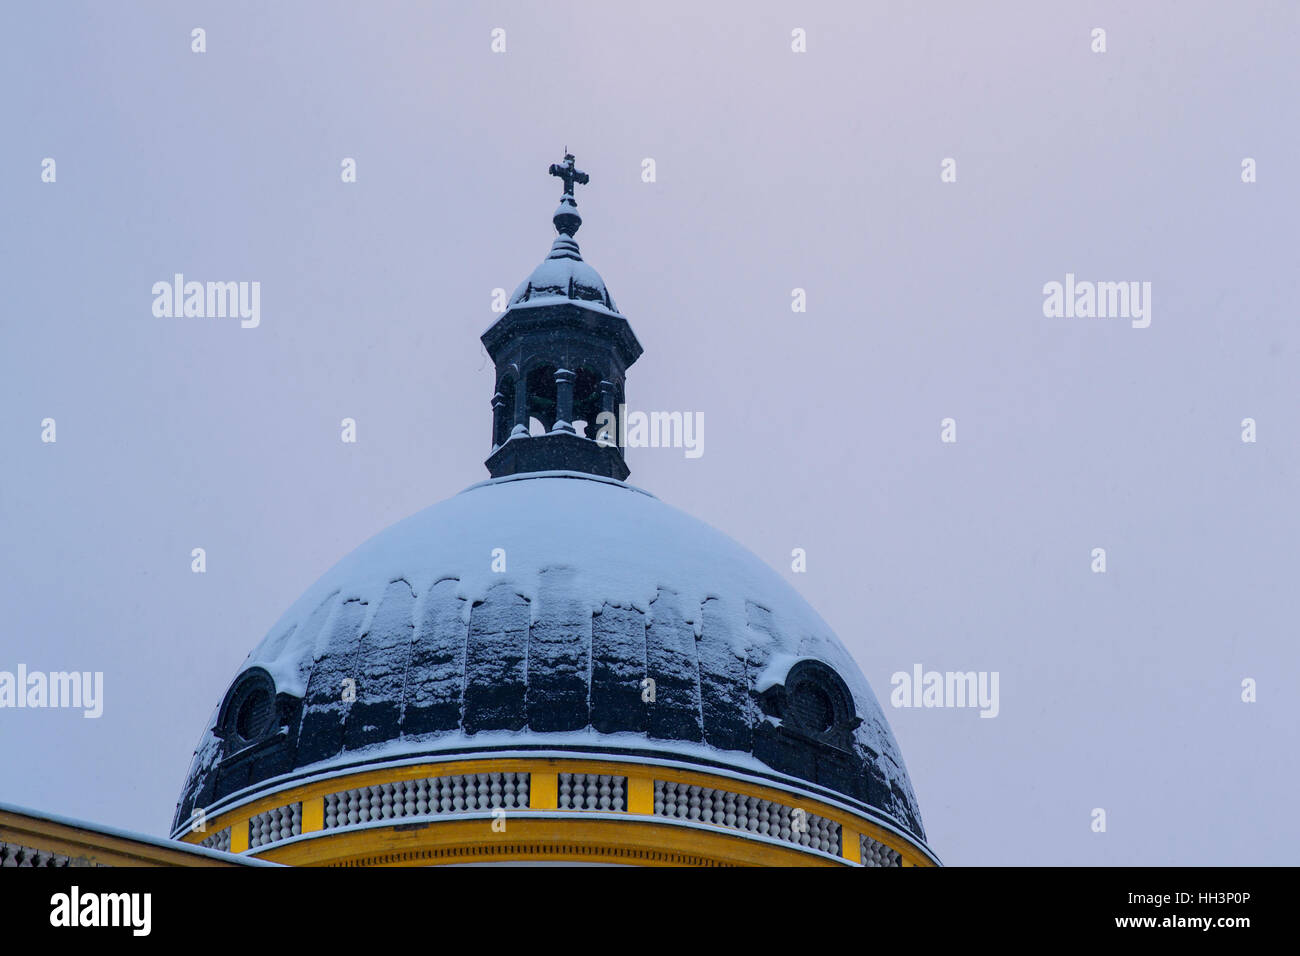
[2,0,1297,865]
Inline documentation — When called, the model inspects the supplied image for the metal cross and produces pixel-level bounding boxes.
[548,152,589,198]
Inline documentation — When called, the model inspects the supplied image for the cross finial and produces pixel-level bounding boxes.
[549,152,589,199]
[548,152,588,237]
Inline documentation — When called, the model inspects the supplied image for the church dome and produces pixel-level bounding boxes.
[174,472,926,852]
[172,154,934,867]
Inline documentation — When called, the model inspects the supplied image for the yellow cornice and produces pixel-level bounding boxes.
[180,755,935,867]
[1,807,246,867]
[258,816,844,867]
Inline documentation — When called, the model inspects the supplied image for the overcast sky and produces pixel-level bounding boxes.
[2,0,1297,865]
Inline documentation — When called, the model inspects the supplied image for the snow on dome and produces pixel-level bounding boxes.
[509,248,618,312]
[174,472,924,840]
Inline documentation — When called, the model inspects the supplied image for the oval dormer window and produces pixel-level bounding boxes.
[219,667,278,750]
[772,659,861,749]
[235,687,273,743]
[789,682,836,734]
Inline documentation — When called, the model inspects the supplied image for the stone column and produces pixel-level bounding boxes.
[511,376,529,438]
[490,391,506,449]
[552,368,576,434]
[597,380,618,446]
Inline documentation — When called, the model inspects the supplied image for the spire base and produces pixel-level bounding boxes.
[486,432,630,482]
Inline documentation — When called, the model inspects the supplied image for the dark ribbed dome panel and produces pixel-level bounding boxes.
[173,474,926,845]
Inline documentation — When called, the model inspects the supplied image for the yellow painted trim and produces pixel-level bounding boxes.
[530,772,558,810]
[229,820,249,854]
[626,761,933,867]
[0,808,246,867]
[626,776,653,815]
[842,828,862,863]
[188,755,934,866]
[302,797,324,834]
[257,816,847,868]
[195,756,544,833]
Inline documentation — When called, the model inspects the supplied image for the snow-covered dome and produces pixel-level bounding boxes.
[173,472,925,841]
[508,233,618,313]
[170,155,933,866]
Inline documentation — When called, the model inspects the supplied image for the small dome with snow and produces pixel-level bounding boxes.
[505,152,618,313]
[508,234,619,313]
